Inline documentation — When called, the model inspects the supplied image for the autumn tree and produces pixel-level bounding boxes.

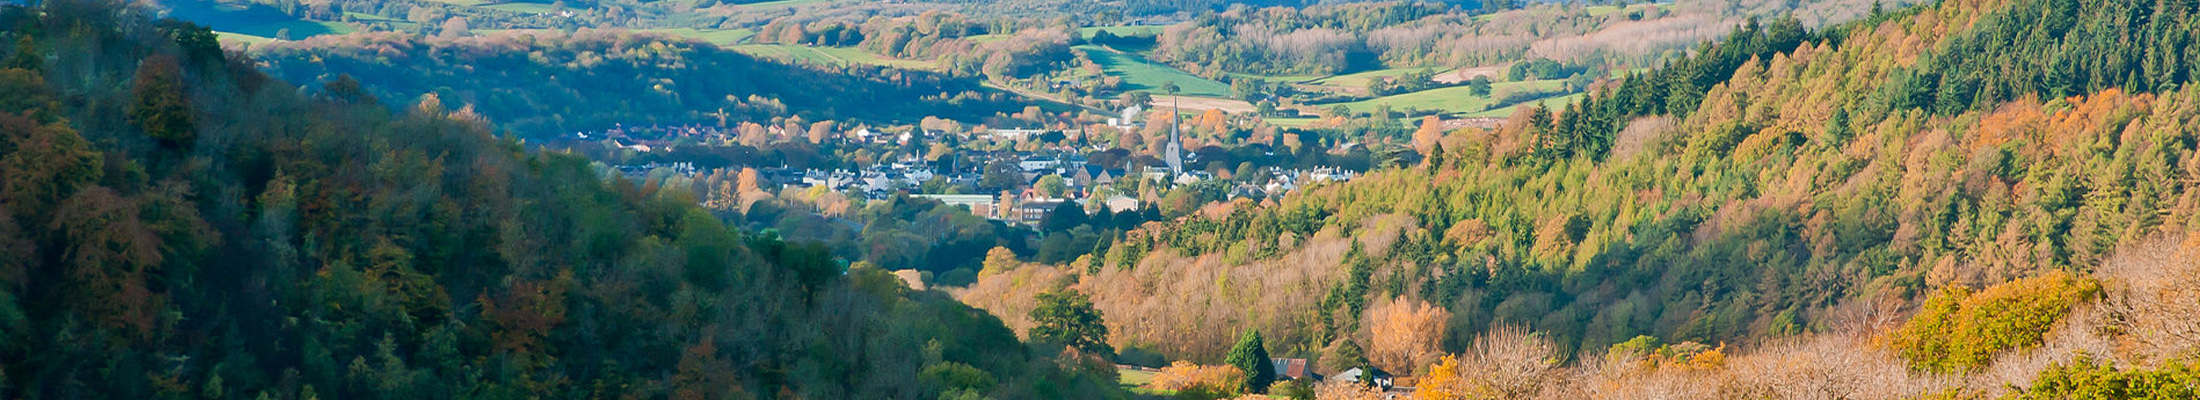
[978,246,1018,279]
[1369,297,1450,373]
[51,186,165,339]
[129,55,194,148]
[1029,289,1112,356]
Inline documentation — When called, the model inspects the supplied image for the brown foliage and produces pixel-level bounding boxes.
[129,55,195,148]
[2095,234,2200,363]
[51,186,165,339]
[482,271,574,355]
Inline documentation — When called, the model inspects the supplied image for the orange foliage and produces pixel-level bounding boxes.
[1148,361,1246,394]
[1368,297,1450,373]
[1196,108,1228,133]
[1969,97,2044,152]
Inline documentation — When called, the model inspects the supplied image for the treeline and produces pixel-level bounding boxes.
[1521,15,1809,160]
[1879,0,2200,115]
[753,11,1080,79]
[252,29,1033,136]
[0,1,1121,398]
[1149,1,1695,77]
[1151,2,1445,75]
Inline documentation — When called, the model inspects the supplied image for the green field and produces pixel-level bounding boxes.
[344,12,414,24]
[638,28,755,45]
[1265,117,1319,127]
[1329,79,1568,115]
[1074,45,1231,98]
[1118,369,1172,395]
[481,2,559,13]
[1312,66,1449,88]
[1228,72,1324,84]
[215,32,276,46]
[1474,92,1586,117]
[168,0,354,41]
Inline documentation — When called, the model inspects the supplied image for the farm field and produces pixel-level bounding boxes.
[215,32,276,46]
[1080,25,1163,38]
[1312,66,1449,88]
[1156,95,1254,114]
[166,0,354,41]
[1471,92,1586,117]
[481,2,558,14]
[1117,369,1171,396]
[1264,117,1319,127]
[1075,45,1231,98]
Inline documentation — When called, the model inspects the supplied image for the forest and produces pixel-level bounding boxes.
[964,0,2200,397]
[0,0,1123,398]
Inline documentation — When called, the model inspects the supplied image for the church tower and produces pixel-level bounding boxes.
[1165,95,1184,176]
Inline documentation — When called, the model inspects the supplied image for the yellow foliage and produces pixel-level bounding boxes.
[1369,297,1450,373]
[1414,355,1470,400]
[1147,361,1246,394]
[1877,270,2101,372]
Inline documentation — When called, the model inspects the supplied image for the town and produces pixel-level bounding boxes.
[562,103,1366,227]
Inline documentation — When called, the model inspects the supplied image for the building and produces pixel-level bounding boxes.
[1103,195,1139,213]
[1013,199,1068,223]
[912,194,998,219]
[1328,367,1392,390]
[1164,99,1184,175]
[1270,358,1314,381]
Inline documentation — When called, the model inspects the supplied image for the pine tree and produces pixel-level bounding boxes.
[1225,329,1275,394]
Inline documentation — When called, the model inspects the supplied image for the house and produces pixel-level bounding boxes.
[1328,367,1393,390]
[1013,199,1068,223]
[1019,157,1060,172]
[1270,358,1314,381]
[986,128,1045,140]
[1103,195,1139,213]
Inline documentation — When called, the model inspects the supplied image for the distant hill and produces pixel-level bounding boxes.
[250,30,1035,136]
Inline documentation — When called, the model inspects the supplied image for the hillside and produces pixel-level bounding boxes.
[965,0,2200,396]
[249,30,1036,136]
[0,1,1120,398]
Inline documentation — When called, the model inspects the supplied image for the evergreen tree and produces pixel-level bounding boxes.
[1225,329,1276,394]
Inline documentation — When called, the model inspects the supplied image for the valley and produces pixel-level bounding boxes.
[2,0,2196,398]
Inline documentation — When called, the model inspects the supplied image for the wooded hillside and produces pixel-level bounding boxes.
[965,2,2200,397]
[0,1,1121,398]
